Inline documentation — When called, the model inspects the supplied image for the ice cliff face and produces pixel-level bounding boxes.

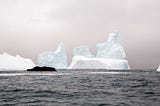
[73,46,94,58]
[38,43,68,69]
[68,56,130,69]
[96,32,126,59]
[68,32,130,70]
[0,53,35,70]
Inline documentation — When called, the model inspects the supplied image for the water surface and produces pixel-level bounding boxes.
[0,70,160,106]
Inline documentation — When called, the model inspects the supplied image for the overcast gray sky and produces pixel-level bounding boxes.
[0,0,160,69]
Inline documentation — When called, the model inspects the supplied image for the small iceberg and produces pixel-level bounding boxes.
[157,65,160,72]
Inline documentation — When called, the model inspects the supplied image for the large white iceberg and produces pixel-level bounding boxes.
[68,32,130,70]
[73,46,94,58]
[96,32,126,59]
[0,53,35,71]
[38,43,68,69]
[157,65,160,72]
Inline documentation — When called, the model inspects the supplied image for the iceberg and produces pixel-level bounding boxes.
[68,31,130,70]
[96,32,126,59]
[38,43,68,69]
[73,46,94,58]
[0,53,35,71]
[157,65,160,72]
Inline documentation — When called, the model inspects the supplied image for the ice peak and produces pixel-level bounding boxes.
[55,42,65,53]
[96,31,126,59]
[108,31,121,44]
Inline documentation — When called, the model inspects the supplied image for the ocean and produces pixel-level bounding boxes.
[0,70,160,106]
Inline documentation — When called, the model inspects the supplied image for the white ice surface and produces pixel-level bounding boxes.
[0,53,35,71]
[69,31,130,69]
[68,56,130,70]
[96,32,126,59]
[38,42,68,69]
[157,65,160,72]
[73,46,94,58]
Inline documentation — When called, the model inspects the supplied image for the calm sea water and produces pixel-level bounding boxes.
[0,70,160,106]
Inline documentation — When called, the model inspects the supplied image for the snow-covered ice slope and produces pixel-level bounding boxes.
[0,53,35,71]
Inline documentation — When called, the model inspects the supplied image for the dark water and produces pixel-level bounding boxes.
[0,70,160,106]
